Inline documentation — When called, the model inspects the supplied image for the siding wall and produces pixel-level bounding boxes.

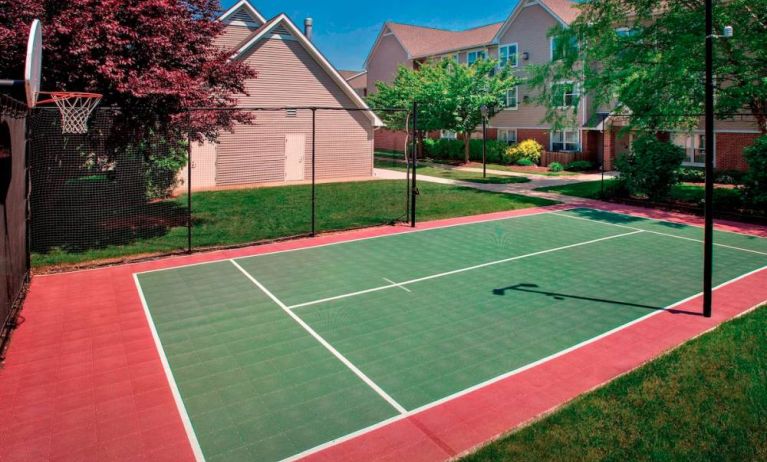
[367,32,411,95]
[213,36,373,186]
[215,24,258,51]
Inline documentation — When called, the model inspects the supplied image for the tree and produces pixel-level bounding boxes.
[368,59,516,163]
[0,0,256,139]
[527,0,767,134]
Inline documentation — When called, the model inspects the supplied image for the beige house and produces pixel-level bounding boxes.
[340,70,368,97]
[184,0,382,189]
[364,0,761,171]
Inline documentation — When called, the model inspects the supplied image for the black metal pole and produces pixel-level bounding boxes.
[410,102,418,228]
[186,134,192,254]
[703,0,714,318]
[311,108,317,236]
[482,117,487,178]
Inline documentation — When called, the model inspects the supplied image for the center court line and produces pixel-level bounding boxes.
[229,259,408,415]
[287,230,644,310]
[552,212,767,256]
[383,277,412,293]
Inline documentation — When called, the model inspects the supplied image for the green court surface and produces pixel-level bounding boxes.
[135,208,767,462]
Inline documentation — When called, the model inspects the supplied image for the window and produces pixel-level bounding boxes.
[499,44,518,68]
[440,130,457,140]
[615,27,638,38]
[505,86,519,110]
[672,133,706,165]
[552,82,579,108]
[550,35,578,61]
[551,130,579,151]
[467,50,486,65]
[497,129,517,144]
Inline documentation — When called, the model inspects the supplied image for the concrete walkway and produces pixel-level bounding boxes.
[373,167,616,205]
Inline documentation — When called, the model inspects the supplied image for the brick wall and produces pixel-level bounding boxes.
[374,128,409,153]
[716,132,760,171]
[517,129,549,149]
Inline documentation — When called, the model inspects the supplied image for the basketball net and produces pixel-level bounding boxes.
[38,92,102,134]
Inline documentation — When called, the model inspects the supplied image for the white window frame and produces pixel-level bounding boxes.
[497,128,518,144]
[499,43,518,68]
[550,129,580,152]
[672,132,708,166]
[552,81,579,109]
[550,36,577,61]
[505,86,519,110]
[467,49,487,66]
[440,130,458,140]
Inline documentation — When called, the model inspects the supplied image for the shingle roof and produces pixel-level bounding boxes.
[541,0,582,24]
[385,21,504,59]
[338,70,365,80]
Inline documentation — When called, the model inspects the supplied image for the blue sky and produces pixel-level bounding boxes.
[221,0,520,70]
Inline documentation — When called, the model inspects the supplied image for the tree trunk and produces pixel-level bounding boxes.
[463,133,470,164]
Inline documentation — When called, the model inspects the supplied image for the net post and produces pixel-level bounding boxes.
[186,131,192,254]
[311,108,317,236]
[703,0,714,318]
[410,101,418,228]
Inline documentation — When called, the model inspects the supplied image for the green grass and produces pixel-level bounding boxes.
[32,180,555,269]
[462,305,767,462]
[374,150,406,159]
[481,162,578,176]
[375,159,531,184]
[536,180,743,204]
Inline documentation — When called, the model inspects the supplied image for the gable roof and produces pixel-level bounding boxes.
[339,70,366,80]
[364,21,503,67]
[230,14,383,126]
[492,0,581,42]
[218,0,266,26]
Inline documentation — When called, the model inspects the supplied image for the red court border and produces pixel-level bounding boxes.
[1,201,765,462]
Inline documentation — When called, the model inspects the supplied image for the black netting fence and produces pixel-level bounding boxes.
[0,95,30,360]
[29,106,415,271]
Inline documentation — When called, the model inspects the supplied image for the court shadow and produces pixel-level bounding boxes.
[570,208,689,230]
[492,283,703,317]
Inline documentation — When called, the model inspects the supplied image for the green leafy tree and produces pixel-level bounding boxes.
[368,59,516,163]
[615,135,686,201]
[527,0,767,134]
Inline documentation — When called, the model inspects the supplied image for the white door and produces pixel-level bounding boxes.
[284,134,306,181]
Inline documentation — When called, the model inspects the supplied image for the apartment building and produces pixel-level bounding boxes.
[364,0,760,171]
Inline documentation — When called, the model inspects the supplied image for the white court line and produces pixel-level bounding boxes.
[133,208,568,277]
[281,263,767,462]
[288,230,644,310]
[383,277,411,293]
[552,212,767,256]
[229,259,408,415]
[133,274,206,462]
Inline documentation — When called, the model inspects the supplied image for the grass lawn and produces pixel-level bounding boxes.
[536,179,742,204]
[478,162,579,177]
[462,305,767,461]
[32,180,555,269]
[375,159,531,185]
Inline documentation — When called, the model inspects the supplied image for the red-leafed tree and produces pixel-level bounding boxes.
[0,0,255,138]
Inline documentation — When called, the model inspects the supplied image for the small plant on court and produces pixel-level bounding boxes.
[507,139,543,165]
[548,162,564,172]
[565,160,593,171]
[615,135,685,201]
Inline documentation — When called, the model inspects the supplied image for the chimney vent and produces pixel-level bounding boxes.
[304,18,313,41]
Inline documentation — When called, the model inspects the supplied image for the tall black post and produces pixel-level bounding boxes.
[410,102,418,228]
[482,117,487,178]
[703,0,714,318]
[186,134,192,254]
[311,108,317,236]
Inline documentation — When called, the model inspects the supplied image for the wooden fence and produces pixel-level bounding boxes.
[540,150,597,167]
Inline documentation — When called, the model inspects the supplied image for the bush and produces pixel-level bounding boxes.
[615,135,686,201]
[549,162,564,172]
[677,167,706,183]
[516,158,534,166]
[743,135,767,209]
[715,169,746,186]
[565,160,594,172]
[422,138,510,164]
[507,139,543,165]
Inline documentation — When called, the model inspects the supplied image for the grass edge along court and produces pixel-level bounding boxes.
[133,207,767,462]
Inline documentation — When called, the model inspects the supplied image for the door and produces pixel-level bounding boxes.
[284,134,305,181]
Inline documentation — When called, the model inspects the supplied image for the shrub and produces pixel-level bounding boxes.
[615,135,686,201]
[422,139,510,164]
[677,167,705,183]
[516,158,534,166]
[548,162,564,172]
[469,140,512,164]
[743,135,767,209]
[715,169,746,186]
[565,160,594,172]
[507,139,543,165]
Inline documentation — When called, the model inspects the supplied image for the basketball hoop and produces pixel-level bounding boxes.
[37,92,102,134]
